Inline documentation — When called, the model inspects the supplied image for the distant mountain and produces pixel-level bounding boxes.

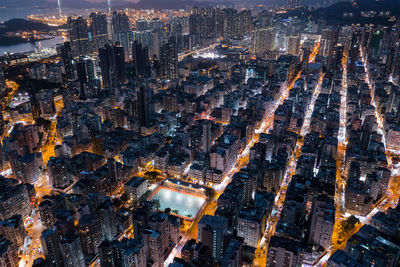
[313,0,400,24]
[2,0,205,9]
[355,0,400,13]
[114,0,201,10]
[2,0,342,10]
[2,0,56,8]
[4,0,396,14]
[0,19,57,33]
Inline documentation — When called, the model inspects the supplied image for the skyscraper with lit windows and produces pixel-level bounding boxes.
[0,65,6,95]
[99,43,126,88]
[90,12,109,52]
[286,0,301,8]
[160,37,178,80]
[68,17,91,57]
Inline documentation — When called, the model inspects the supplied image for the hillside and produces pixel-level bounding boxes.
[312,0,400,25]
[0,19,57,33]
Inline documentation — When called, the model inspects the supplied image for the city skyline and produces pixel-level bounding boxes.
[1,0,342,9]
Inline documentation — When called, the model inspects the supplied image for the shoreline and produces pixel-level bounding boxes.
[0,36,54,47]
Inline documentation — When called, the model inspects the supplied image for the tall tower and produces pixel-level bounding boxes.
[89,12,108,52]
[198,215,227,262]
[68,17,91,57]
[57,42,75,81]
[60,232,86,267]
[133,40,150,78]
[160,37,178,80]
[98,43,126,88]
[252,27,276,55]
[137,86,152,127]
[41,228,63,266]
[112,12,130,33]
[0,65,6,95]
[200,120,212,153]
[57,0,62,17]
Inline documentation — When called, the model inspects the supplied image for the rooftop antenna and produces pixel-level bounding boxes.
[57,0,62,17]
[108,0,111,15]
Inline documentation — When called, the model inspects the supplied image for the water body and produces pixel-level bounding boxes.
[0,36,67,55]
[0,7,56,22]
[0,7,66,55]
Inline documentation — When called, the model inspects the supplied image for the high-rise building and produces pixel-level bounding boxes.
[68,17,91,57]
[168,17,184,37]
[263,162,285,192]
[133,40,150,77]
[150,31,161,60]
[0,65,7,95]
[234,171,257,207]
[216,182,243,234]
[60,232,86,267]
[112,12,131,33]
[136,86,153,127]
[78,214,102,256]
[200,119,212,153]
[0,215,26,248]
[135,18,163,32]
[114,31,134,61]
[90,12,109,52]
[320,28,337,59]
[142,229,164,267]
[57,42,76,81]
[99,43,127,88]
[224,9,252,39]
[266,236,304,267]
[326,250,363,267]
[41,228,63,267]
[149,18,164,33]
[39,200,57,230]
[4,123,40,157]
[286,0,301,8]
[221,236,244,267]
[35,90,56,118]
[133,30,152,49]
[181,239,211,265]
[160,37,178,80]
[237,207,265,248]
[77,58,96,84]
[198,215,227,261]
[136,19,149,31]
[98,240,122,267]
[308,195,335,250]
[0,236,18,267]
[237,10,252,39]
[0,182,32,221]
[112,12,132,61]
[224,8,236,39]
[189,8,216,39]
[252,28,276,55]
[287,36,301,55]
[124,176,149,202]
[118,238,147,267]
[147,212,180,262]
[11,153,41,184]
[0,143,7,171]
[97,199,118,241]
[76,60,89,98]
